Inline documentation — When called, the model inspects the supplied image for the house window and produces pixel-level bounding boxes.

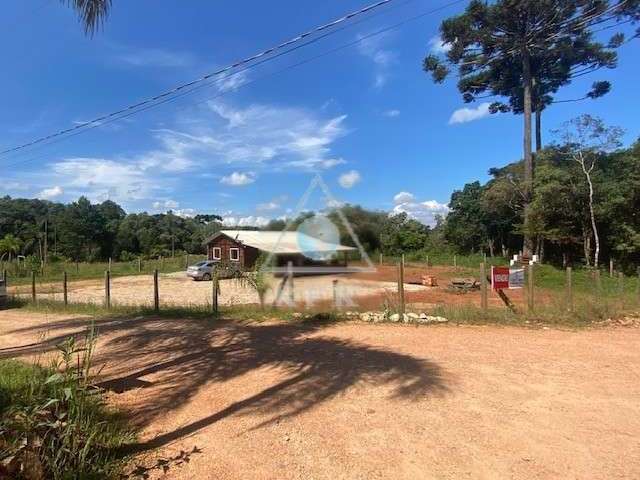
[212,247,221,260]
[229,247,240,262]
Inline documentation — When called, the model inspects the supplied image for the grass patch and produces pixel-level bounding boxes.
[0,333,134,479]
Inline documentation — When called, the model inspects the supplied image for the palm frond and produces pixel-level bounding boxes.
[60,0,112,36]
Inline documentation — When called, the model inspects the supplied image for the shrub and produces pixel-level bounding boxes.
[0,330,133,479]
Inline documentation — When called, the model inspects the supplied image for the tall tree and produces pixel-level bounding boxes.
[444,181,488,253]
[424,0,638,255]
[554,115,624,267]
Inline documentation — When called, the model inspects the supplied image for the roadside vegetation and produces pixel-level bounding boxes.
[0,330,133,479]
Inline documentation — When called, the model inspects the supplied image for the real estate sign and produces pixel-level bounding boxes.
[491,266,525,290]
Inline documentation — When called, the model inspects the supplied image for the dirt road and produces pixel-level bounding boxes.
[1,309,639,479]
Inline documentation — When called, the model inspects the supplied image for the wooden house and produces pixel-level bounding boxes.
[203,230,357,270]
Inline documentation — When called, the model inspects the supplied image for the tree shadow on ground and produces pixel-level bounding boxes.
[3,314,448,453]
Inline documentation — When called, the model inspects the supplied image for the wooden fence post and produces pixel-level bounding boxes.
[287,261,294,306]
[480,262,488,312]
[63,271,68,306]
[426,255,429,267]
[379,252,382,266]
[527,264,534,313]
[332,279,339,309]
[138,257,142,273]
[153,269,159,312]
[594,269,602,296]
[76,261,79,274]
[108,257,112,273]
[185,254,189,269]
[454,254,457,269]
[618,271,624,294]
[31,271,36,302]
[618,271,624,309]
[610,259,614,277]
[398,254,405,315]
[104,270,111,309]
[212,273,218,314]
[566,267,573,313]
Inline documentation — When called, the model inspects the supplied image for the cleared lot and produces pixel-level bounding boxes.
[1,309,639,479]
[13,271,428,308]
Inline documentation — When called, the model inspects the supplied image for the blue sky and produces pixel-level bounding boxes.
[1,0,639,227]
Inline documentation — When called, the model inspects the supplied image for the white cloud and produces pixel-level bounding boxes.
[214,70,250,92]
[222,215,269,227]
[256,195,288,212]
[14,99,350,209]
[338,170,361,189]
[428,36,452,55]
[38,186,63,200]
[357,33,396,88]
[326,199,345,208]
[50,158,156,203]
[153,199,179,210]
[256,201,280,212]
[115,46,196,68]
[383,109,400,118]
[203,101,348,171]
[449,103,492,125]
[174,208,196,218]
[392,194,449,227]
[220,171,256,186]
[393,191,415,204]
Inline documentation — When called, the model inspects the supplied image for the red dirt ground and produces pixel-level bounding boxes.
[1,308,639,479]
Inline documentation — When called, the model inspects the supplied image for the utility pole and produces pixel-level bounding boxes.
[43,219,48,266]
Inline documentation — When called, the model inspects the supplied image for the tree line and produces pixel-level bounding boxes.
[443,122,640,271]
[0,196,223,263]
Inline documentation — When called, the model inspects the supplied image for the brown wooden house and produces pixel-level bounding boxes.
[203,230,357,270]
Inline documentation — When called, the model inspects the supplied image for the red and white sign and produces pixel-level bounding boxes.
[491,266,525,290]
[491,266,510,290]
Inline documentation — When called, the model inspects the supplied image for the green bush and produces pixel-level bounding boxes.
[0,332,134,479]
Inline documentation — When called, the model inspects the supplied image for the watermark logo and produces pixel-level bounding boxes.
[296,214,340,261]
[260,173,376,275]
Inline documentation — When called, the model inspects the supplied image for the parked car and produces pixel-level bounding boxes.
[186,260,216,281]
[186,261,242,281]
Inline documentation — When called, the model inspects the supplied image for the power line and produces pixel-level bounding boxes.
[1,0,400,158]
[1,0,425,164]
[2,0,467,170]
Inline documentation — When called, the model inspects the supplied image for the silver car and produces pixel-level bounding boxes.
[186,260,216,281]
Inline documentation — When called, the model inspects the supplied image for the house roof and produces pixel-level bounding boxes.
[205,230,357,254]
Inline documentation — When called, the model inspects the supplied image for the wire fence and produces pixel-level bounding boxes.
[2,256,638,324]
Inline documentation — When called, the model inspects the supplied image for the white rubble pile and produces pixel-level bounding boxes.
[343,311,448,324]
